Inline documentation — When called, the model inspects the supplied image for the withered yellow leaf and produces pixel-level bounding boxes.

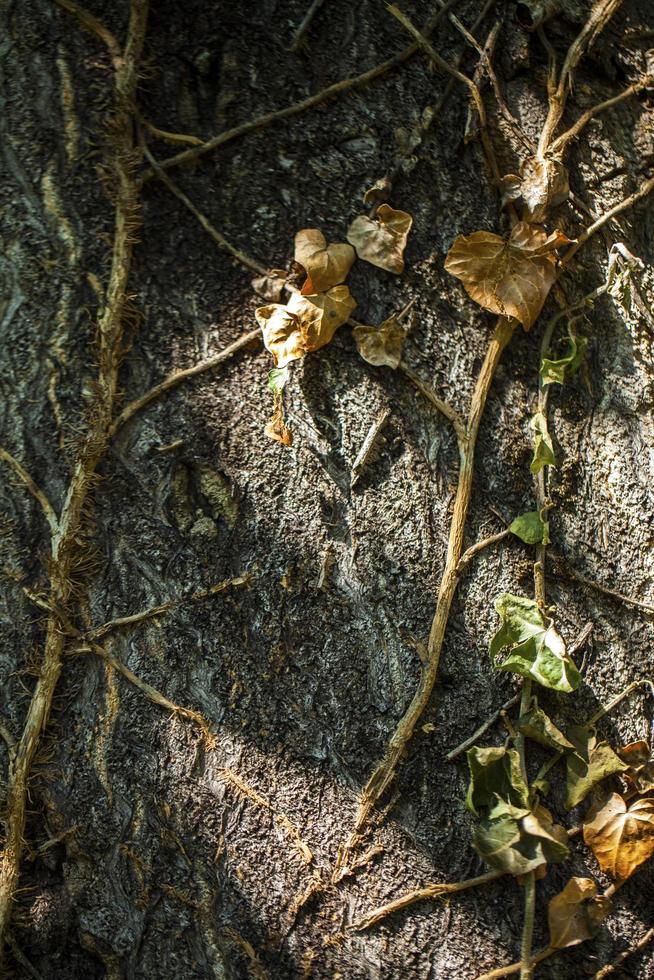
[619,740,654,794]
[444,221,567,329]
[584,792,654,881]
[286,285,356,351]
[548,877,610,949]
[255,304,303,368]
[252,272,287,303]
[294,229,355,295]
[353,315,405,369]
[347,204,413,274]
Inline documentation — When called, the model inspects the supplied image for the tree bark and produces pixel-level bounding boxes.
[1,1,653,977]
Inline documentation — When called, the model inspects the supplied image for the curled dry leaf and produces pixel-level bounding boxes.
[353,315,406,369]
[363,176,392,207]
[584,792,654,881]
[256,286,356,368]
[501,157,569,222]
[265,393,293,447]
[444,221,569,329]
[294,229,355,295]
[347,204,413,274]
[548,877,611,949]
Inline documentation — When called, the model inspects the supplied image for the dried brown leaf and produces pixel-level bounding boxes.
[265,393,293,447]
[584,792,654,881]
[619,740,654,794]
[252,272,287,303]
[294,229,355,295]
[286,285,357,351]
[548,877,610,949]
[347,204,413,274]
[444,221,566,329]
[363,177,392,207]
[518,157,570,222]
[256,286,356,368]
[353,315,406,369]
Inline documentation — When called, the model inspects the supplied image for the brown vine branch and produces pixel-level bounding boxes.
[0,0,149,962]
[109,328,261,437]
[594,926,654,978]
[335,316,516,875]
[537,0,625,157]
[140,2,461,183]
[52,0,121,66]
[399,364,465,440]
[446,691,521,762]
[562,174,654,265]
[551,554,654,617]
[551,75,653,158]
[0,448,58,534]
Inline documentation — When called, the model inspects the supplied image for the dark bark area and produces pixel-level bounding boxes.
[1,0,654,977]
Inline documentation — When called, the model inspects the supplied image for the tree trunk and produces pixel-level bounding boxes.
[1,1,654,977]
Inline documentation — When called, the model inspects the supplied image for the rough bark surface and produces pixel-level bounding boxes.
[1,0,654,977]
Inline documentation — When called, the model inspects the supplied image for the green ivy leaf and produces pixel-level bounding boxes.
[540,331,587,386]
[474,798,569,876]
[267,366,289,394]
[465,746,529,815]
[517,705,574,751]
[490,594,581,693]
[564,726,627,809]
[509,511,547,544]
[530,411,556,474]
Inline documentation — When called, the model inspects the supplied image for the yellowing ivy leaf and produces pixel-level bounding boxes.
[490,594,580,692]
[444,221,567,329]
[353,315,406,369]
[619,740,654,795]
[530,411,556,474]
[294,229,355,295]
[565,727,627,810]
[347,204,413,274]
[548,877,610,949]
[584,793,654,881]
[474,798,568,876]
[509,510,547,544]
[540,330,587,386]
[517,705,574,751]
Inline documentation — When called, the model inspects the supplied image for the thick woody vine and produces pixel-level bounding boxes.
[1,0,654,976]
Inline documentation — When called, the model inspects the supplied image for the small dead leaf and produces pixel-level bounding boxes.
[347,204,413,274]
[252,272,287,303]
[256,304,303,368]
[363,177,392,207]
[265,393,293,447]
[619,740,654,794]
[584,792,654,881]
[518,157,570,222]
[548,877,611,949]
[294,229,355,295]
[444,221,568,329]
[353,315,406,369]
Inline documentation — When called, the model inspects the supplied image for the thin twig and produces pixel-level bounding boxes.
[387,4,501,182]
[456,529,510,574]
[351,409,391,488]
[141,142,267,275]
[594,927,654,978]
[0,448,58,534]
[351,869,505,931]
[551,75,653,157]
[289,0,326,51]
[474,947,555,980]
[562,174,654,265]
[551,554,654,616]
[399,364,465,440]
[109,328,261,437]
[140,3,460,182]
[446,692,521,761]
